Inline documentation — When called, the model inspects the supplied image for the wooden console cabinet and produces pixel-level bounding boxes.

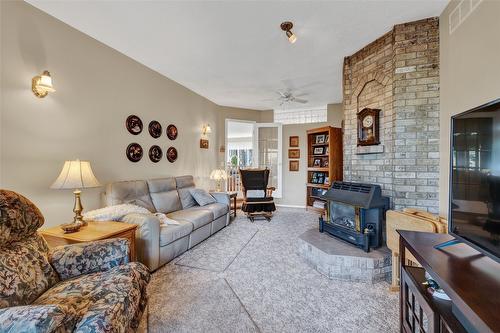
[398,231,500,333]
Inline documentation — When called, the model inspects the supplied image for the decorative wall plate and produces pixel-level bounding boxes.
[148,121,162,138]
[166,146,178,163]
[149,145,163,163]
[166,124,178,140]
[126,143,143,162]
[126,115,143,135]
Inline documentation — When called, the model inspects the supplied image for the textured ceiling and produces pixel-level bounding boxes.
[27,0,447,110]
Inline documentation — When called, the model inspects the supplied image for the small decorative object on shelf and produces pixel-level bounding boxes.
[288,149,300,159]
[313,158,321,167]
[289,136,299,147]
[166,146,178,162]
[423,272,451,301]
[126,115,143,135]
[289,160,299,171]
[357,108,380,146]
[167,124,178,140]
[60,222,81,234]
[126,143,143,162]
[148,120,162,138]
[315,134,326,144]
[313,147,324,155]
[149,145,162,163]
[200,138,209,149]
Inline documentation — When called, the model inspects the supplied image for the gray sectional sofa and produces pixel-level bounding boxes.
[104,175,230,271]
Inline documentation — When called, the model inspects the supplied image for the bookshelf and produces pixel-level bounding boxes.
[306,126,343,212]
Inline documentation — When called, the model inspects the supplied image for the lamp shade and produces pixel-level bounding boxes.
[209,169,227,181]
[38,71,55,92]
[51,160,101,189]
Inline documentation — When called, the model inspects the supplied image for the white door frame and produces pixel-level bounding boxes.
[253,122,283,198]
[225,118,256,167]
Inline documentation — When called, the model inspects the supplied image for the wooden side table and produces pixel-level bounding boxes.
[228,191,237,218]
[39,221,137,261]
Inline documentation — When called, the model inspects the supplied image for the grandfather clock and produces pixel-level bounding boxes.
[357,108,380,146]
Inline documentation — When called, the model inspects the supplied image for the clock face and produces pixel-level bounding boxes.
[362,115,373,128]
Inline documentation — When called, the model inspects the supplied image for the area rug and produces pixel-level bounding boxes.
[148,208,399,333]
[175,221,259,272]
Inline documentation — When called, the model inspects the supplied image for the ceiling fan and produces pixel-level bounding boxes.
[276,90,308,106]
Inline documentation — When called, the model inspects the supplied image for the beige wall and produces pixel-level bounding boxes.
[439,0,500,216]
[0,1,259,226]
[275,103,343,207]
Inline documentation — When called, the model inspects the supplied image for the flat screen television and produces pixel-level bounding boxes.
[449,98,500,261]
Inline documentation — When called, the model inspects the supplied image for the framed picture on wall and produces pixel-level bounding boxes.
[288,149,300,159]
[289,136,299,147]
[289,160,299,172]
[200,139,209,149]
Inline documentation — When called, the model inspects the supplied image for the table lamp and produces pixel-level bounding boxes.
[50,160,101,226]
[210,169,227,192]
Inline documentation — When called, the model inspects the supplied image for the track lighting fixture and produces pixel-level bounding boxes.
[280,21,297,44]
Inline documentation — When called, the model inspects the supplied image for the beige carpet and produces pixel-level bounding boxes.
[147,208,399,333]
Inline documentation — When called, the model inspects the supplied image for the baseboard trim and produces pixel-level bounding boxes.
[276,204,306,209]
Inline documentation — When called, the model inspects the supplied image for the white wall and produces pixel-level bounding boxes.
[439,0,500,216]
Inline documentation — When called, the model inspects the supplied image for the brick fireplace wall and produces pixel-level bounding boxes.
[342,18,439,213]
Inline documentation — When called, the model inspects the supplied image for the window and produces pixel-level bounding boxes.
[273,106,327,125]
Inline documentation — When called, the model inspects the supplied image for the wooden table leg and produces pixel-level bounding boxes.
[233,196,237,217]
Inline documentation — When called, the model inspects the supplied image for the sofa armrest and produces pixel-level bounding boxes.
[121,213,161,271]
[211,192,230,206]
[49,238,129,280]
[0,305,76,333]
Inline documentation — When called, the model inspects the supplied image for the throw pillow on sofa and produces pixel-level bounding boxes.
[189,189,216,206]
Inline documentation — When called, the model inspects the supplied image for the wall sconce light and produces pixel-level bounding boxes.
[202,124,212,136]
[200,124,211,149]
[32,70,55,98]
[280,21,297,44]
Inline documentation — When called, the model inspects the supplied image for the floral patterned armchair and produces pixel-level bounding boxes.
[0,190,150,332]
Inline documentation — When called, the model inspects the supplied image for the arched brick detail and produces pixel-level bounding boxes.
[351,72,391,111]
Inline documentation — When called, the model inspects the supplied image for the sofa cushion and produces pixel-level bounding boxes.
[33,262,150,332]
[175,176,198,209]
[178,188,197,209]
[0,304,77,333]
[175,175,195,189]
[189,188,216,206]
[105,180,155,212]
[190,203,229,220]
[147,178,182,213]
[159,221,193,247]
[0,236,59,308]
[167,208,213,229]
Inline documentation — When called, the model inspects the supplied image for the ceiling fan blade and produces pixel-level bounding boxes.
[293,98,308,104]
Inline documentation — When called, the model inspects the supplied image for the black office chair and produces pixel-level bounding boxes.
[239,168,276,222]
